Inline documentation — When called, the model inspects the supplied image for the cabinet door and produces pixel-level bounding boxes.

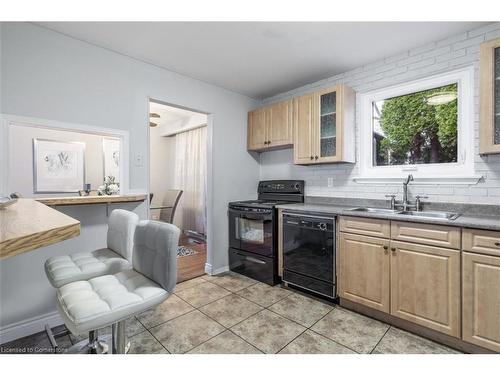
[463,252,500,352]
[247,108,268,151]
[479,38,500,154]
[267,100,293,147]
[293,93,316,164]
[390,241,460,337]
[315,87,340,163]
[339,233,390,313]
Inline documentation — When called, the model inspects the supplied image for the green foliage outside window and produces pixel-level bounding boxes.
[375,83,458,166]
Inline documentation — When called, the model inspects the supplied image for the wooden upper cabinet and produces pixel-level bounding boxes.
[390,241,461,338]
[247,100,292,151]
[463,251,500,352]
[267,100,293,147]
[479,38,500,154]
[339,232,391,313]
[293,84,355,165]
[293,92,316,164]
[247,108,267,150]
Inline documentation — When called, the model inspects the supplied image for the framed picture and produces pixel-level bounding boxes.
[33,139,86,193]
[102,137,120,182]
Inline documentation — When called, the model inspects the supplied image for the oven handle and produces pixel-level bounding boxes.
[228,208,272,219]
[235,252,266,264]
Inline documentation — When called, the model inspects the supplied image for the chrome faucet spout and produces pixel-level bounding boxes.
[402,174,414,210]
[404,174,414,186]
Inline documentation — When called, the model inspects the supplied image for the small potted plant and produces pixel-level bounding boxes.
[98,176,120,196]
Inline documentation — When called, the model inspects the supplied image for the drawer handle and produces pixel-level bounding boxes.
[383,245,388,250]
[391,247,396,252]
[495,242,500,247]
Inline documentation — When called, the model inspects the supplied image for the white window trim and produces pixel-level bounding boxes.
[354,66,482,185]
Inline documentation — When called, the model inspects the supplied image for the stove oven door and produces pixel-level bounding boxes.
[228,208,274,257]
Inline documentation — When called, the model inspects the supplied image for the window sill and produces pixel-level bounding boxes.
[353,175,483,185]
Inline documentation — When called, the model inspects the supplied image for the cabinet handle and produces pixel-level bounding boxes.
[495,242,500,247]
[310,156,314,160]
[268,140,271,145]
[383,245,388,250]
[391,247,396,252]
[315,155,319,160]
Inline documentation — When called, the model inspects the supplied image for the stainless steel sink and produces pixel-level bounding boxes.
[346,207,461,221]
[346,207,402,214]
[396,210,461,220]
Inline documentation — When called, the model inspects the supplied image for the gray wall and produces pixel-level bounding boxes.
[260,22,500,204]
[8,125,116,197]
[0,22,259,341]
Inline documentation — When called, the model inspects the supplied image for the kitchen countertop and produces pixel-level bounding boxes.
[276,202,500,231]
[0,199,80,260]
[36,194,147,206]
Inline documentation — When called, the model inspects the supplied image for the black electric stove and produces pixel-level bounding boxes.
[228,180,304,285]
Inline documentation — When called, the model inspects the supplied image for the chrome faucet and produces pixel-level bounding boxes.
[386,174,429,211]
[402,174,414,209]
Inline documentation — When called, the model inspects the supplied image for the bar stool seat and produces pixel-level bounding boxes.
[57,269,168,335]
[45,249,131,288]
[44,209,139,288]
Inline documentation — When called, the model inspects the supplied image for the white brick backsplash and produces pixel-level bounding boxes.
[260,23,500,204]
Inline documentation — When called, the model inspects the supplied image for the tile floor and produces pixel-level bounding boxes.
[0,272,460,354]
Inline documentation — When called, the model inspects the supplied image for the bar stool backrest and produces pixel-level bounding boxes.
[132,220,180,292]
[107,209,140,262]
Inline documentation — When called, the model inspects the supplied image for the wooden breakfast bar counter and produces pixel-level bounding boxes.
[0,199,81,260]
[0,194,146,260]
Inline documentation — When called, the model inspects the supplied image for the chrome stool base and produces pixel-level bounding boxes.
[65,335,111,354]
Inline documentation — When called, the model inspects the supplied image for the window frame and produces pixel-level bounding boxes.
[356,66,479,184]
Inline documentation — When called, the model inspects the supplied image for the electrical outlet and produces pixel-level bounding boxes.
[327,177,334,187]
[134,153,143,167]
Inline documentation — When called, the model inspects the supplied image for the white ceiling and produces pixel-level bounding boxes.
[150,101,207,135]
[38,22,490,99]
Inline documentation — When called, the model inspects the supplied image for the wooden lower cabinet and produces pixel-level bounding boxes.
[390,241,461,337]
[462,252,500,352]
[339,233,390,313]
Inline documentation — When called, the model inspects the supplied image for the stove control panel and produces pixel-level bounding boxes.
[258,180,304,194]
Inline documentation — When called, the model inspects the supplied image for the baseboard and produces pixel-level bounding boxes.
[204,263,229,276]
[0,310,63,345]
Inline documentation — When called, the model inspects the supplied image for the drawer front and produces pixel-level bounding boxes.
[391,221,461,249]
[463,228,500,256]
[339,216,390,238]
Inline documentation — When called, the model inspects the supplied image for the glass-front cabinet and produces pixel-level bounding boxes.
[319,90,337,159]
[480,38,500,154]
[293,84,355,164]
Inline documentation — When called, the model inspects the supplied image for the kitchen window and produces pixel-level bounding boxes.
[356,67,478,184]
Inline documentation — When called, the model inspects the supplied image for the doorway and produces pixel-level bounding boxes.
[148,99,209,282]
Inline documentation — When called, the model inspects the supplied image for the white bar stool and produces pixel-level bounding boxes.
[44,209,139,352]
[57,220,179,354]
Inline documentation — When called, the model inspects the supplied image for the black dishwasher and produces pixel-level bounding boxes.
[282,213,336,298]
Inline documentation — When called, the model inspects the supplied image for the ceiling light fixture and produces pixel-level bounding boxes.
[426,91,457,106]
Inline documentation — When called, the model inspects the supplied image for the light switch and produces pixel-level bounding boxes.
[134,153,143,167]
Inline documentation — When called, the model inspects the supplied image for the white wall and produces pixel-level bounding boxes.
[260,22,500,204]
[149,127,184,228]
[0,22,259,342]
[8,125,117,197]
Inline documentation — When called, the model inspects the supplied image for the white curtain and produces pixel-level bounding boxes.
[174,126,207,234]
